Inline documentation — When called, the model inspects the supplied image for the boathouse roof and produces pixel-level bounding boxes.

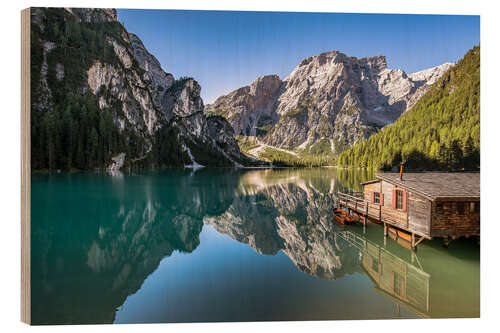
[373,173,480,201]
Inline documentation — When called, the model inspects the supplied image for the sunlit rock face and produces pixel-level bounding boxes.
[208,50,453,156]
[31,7,250,168]
[65,8,118,23]
[206,75,283,137]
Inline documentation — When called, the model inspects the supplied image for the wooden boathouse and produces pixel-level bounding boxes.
[338,172,480,249]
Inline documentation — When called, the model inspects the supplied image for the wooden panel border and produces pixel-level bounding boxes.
[21,7,31,325]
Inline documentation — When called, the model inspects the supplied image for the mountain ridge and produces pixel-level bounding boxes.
[30,7,254,171]
[206,50,453,163]
[338,46,480,171]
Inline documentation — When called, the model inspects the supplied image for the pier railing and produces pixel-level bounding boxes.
[338,191,382,220]
[338,192,369,214]
[337,191,430,250]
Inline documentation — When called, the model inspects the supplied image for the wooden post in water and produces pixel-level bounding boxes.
[365,204,368,226]
[411,233,416,251]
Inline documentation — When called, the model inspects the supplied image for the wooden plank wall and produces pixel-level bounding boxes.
[21,8,31,325]
[363,181,414,228]
[363,182,383,218]
[408,193,431,236]
[431,200,480,237]
[381,181,408,226]
[363,182,380,202]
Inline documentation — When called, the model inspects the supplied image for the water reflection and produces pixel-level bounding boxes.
[344,230,430,317]
[31,168,478,324]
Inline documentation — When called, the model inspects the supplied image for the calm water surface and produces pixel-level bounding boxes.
[31,168,480,324]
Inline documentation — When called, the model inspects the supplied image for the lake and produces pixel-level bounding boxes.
[30,168,480,324]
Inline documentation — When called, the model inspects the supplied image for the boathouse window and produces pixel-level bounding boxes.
[470,202,479,213]
[457,202,466,214]
[374,192,380,204]
[437,203,444,214]
[395,190,404,210]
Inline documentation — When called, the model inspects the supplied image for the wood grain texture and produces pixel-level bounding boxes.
[380,181,408,226]
[21,7,31,325]
[408,192,431,236]
[430,201,480,238]
[362,182,379,202]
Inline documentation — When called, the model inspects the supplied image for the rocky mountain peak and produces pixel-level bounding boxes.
[209,49,454,160]
[359,55,387,71]
[129,33,174,88]
[249,74,282,96]
[408,62,455,87]
[31,7,253,170]
[294,51,386,73]
[168,78,204,119]
[206,75,283,137]
[64,8,117,23]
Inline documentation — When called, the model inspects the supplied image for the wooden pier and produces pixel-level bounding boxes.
[336,172,480,250]
[338,192,425,250]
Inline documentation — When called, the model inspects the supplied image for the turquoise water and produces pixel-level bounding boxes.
[31,168,480,324]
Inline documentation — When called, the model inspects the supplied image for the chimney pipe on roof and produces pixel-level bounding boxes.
[400,161,405,181]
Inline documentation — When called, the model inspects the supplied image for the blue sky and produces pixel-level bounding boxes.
[116,9,479,103]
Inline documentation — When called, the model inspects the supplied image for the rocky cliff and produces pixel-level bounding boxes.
[206,75,283,137]
[30,7,252,170]
[207,51,453,159]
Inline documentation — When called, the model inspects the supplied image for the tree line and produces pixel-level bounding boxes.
[338,46,480,172]
[30,8,192,171]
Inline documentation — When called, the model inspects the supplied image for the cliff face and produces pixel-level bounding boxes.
[206,75,283,137]
[65,8,118,22]
[30,7,252,170]
[207,50,453,157]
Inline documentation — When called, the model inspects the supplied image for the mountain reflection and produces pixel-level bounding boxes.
[207,168,360,279]
[31,169,241,324]
[31,168,478,324]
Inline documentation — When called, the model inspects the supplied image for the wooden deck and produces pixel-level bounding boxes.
[337,191,428,250]
[338,192,408,230]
